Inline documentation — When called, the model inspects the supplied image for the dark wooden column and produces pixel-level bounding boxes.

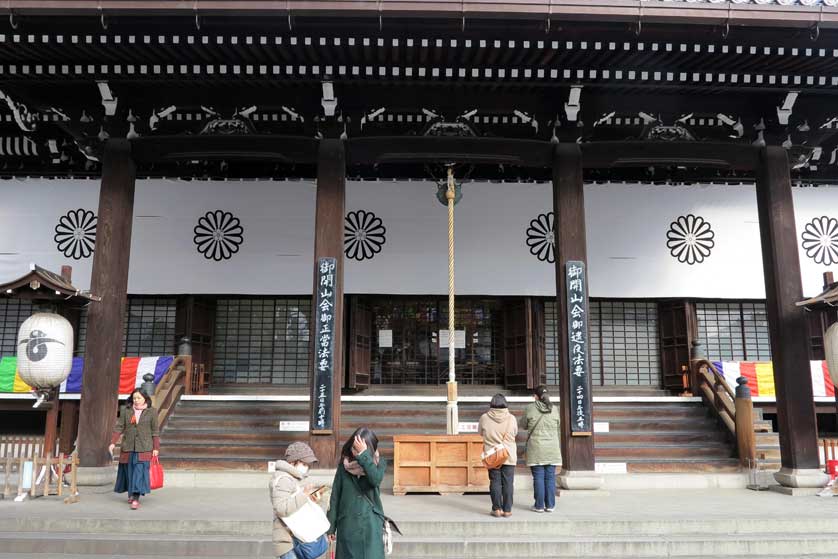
[77,140,136,470]
[553,144,596,476]
[309,139,345,468]
[755,146,823,481]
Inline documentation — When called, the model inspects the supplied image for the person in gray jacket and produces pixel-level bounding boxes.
[522,385,561,512]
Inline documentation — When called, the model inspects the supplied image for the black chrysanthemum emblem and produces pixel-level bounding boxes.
[526,212,555,263]
[54,209,97,259]
[801,216,838,266]
[666,214,715,265]
[193,210,244,261]
[344,210,386,261]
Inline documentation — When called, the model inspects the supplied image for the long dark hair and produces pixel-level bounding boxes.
[534,385,552,407]
[130,388,152,408]
[341,427,379,461]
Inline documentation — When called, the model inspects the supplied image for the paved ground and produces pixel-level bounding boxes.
[2,485,837,524]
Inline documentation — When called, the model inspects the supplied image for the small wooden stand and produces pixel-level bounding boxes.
[1,453,79,503]
[393,434,488,496]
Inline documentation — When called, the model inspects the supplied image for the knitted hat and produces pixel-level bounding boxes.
[284,442,318,464]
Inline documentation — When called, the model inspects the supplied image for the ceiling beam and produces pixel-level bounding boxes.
[3,1,838,30]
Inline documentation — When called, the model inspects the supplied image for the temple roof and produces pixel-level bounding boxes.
[0,263,99,302]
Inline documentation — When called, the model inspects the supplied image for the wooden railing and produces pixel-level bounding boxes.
[692,358,756,467]
[187,362,209,395]
[694,359,736,435]
[153,355,191,430]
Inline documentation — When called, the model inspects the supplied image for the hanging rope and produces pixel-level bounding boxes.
[446,166,458,435]
[447,166,456,383]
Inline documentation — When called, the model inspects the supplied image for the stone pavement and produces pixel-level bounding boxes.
[1,485,838,523]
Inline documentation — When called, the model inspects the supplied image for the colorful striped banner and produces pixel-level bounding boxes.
[0,355,173,394]
[713,360,835,398]
[0,356,32,393]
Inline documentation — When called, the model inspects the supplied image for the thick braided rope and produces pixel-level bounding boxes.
[447,167,456,383]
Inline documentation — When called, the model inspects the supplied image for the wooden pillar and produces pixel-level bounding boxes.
[43,394,59,457]
[755,146,826,488]
[309,139,345,468]
[553,144,600,489]
[58,400,79,455]
[77,139,136,471]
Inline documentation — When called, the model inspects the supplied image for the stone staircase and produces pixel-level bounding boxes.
[160,398,749,472]
[1,506,837,558]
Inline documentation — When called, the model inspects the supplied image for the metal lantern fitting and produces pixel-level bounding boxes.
[436,179,462,206]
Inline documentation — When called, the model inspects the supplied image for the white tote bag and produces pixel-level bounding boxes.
[280,495,331,543]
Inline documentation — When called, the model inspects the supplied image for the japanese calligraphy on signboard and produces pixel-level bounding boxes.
[566,260,592,436]
[311,257,337,433]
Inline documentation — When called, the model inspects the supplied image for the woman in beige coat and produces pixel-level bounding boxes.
[478,394,518,517]
[269,442,324,559]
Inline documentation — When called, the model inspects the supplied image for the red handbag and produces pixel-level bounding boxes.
[149,456,164,490]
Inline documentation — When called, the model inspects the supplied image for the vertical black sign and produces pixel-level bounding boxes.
[566,260,592,435]
[312,257,337,433]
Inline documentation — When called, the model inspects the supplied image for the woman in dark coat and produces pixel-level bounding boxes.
[109,388,159,510]
[327,427,387,559]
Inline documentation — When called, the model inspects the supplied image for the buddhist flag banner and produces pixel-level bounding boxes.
[0,356,32,393]
[0,355,173,394]
[713,361,835,398]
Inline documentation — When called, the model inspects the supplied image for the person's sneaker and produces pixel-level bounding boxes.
[130,500,139,510]
[531,507,545,513]
[491,510,502,518]
[545,508,555,513]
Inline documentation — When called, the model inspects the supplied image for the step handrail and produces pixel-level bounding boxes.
[691,358,757,467]
[693,358,735,435]
[153,355,191,430]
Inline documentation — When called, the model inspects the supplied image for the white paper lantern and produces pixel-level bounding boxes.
[16,313,74,389]
[825,322,838,388]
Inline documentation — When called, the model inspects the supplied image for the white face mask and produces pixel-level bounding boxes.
[294,463,310,476]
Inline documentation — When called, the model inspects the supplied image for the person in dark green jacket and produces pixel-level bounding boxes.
[522,385,561,513]
[327,427,387,559]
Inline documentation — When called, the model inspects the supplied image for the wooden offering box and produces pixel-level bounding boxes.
[392,434,488,496]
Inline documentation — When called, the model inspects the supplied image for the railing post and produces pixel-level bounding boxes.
[735,376,757,467]
[689,340,705,394]
[182,356,194,395]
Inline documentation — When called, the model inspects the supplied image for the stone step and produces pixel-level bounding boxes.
[2,531,837,558]
[5,516,838,539]
[1,555,834,559]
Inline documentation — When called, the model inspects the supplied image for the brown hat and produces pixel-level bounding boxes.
[284,442,318,465]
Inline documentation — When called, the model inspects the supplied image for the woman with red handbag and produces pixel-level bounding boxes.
[109,388,160,510]
[478,394,518,518]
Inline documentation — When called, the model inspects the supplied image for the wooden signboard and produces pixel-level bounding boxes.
[566,260,593,436]
[392,434,488,496]
[311,257,337,434]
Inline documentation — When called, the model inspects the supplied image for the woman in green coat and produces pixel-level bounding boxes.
[522,385,561,513]
[327,427,387,559]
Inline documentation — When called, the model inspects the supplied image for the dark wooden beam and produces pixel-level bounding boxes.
[580,142,761,171]
[347,137,553,167]
[77,139,136,470]
[4,1,837,30]
[309,138,345,468]
[130,135,319,164]
[553,143,596,478]
[755,146,823,482]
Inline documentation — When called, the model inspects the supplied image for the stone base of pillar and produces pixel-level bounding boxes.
[75,465,117,486]
[773,467,829,489]
[558,468,603,490]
